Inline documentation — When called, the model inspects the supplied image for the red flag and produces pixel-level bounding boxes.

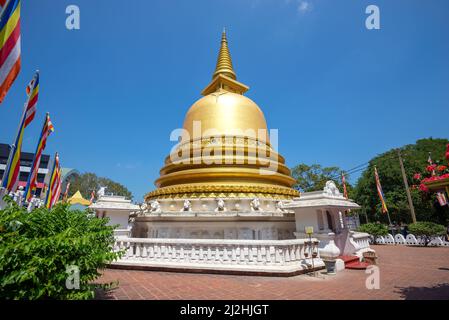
[89,190,95,205]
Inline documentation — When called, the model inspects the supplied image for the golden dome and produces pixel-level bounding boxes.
[145,30,299,201]
[183,92,269,143]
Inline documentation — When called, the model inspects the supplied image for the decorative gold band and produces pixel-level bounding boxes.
[145,184,300,201]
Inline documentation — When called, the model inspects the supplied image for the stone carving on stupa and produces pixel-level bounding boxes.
[215,198,226,212]
[149,200,161,213]
[275,200,285,212]
[250,198,261,211]
[181,199,192,212]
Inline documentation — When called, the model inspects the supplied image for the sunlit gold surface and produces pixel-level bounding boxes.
[146,31,299,201]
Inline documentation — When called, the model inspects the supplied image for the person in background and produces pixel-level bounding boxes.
[401,222,408,238]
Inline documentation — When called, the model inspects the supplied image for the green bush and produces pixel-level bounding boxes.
[408,221,446,246]
[0,197,123,299]
[357,223,389,244]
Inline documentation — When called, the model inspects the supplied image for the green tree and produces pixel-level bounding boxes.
[353,138,449,225]
[408,221,446,246]
[0,197,123,299]
[291,163,346,192]
[357,222,389,244]
[68,172,133,200]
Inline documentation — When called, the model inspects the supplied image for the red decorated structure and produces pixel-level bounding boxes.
[420,144,449,197]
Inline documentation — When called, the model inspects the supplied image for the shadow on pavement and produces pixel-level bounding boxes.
[396,283,449,300]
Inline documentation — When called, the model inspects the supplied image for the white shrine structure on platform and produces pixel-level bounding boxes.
[284,181,373,259]
[89,194,139,238]
[98,32,374,276]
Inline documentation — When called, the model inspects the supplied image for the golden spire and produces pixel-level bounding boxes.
[212,28,236,80]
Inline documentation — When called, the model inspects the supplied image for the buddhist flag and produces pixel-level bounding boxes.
[0,73,39,192]
[63,181,70,201]
[0,0,21,103]
[341,173,348,199]
[89,190,95,205]
[374,166,388,214]
[24,71,39,127]
[428,152,436,176]
[436,192,448,207]
[45,153,61,209]
[0,108,24,191]
[24,113,54,202]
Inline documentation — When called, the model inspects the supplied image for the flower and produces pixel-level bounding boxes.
[426,164,437,172]
[419,183,429,192]
[413,173,421,180]
[446,144,449,160]
[437,165,447,172]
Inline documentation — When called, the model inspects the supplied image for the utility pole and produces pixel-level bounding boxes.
[397,149,417,223]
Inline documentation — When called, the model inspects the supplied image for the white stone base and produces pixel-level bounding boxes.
[111,237,325,276]
[110,258,325,276]
[133,213,296,240]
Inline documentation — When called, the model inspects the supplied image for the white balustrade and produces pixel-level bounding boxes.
[361,233,449,247]
[111,237,322,273]
[394,234,406,245]
[350,232,371,250]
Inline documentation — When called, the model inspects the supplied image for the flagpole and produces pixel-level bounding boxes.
[44,152,58,208]
[24,112,48,201]
[1,71,39,192]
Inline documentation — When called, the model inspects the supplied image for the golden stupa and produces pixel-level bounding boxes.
[145,30,299,201]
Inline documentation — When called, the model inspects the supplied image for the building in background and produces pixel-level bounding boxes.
[0,143,79,200]
[0,143,50,197]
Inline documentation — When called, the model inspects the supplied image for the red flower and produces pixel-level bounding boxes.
[419,183,429,192]
[446,144,449,160]
[437,165,447,172]
[413,173,421,180]
[426,164,437,172]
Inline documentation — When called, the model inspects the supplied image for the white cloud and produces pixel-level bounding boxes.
[297,1,311,13]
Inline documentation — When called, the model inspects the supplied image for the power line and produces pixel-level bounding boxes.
[297,153,401,190]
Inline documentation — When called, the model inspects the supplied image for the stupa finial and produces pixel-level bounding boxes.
[212,29,236,80]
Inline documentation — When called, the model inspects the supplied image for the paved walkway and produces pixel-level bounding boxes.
[96,245,449,300]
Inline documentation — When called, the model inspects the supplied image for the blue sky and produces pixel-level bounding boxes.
[1,0,448,201]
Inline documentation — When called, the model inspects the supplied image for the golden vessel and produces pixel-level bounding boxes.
[145,31,299,201]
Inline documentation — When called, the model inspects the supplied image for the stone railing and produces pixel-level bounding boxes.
[373,233,449,247]
[114,228,131,238]
[111,237,325,275]
[350,232,371,250]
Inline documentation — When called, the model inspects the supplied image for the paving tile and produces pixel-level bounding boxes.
[95,245,449,300]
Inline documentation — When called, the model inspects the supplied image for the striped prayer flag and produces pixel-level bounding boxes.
[45,153,61,209]
[89,189,95,205]
[0,0,21,103]
[0,73,39,192]
[63,181,70,201]
[374,166,388,213]
[436,192,448,207]
[24,113,54,202]
[0,110,24,191]
[24,71,39,127]
[428,152,436,176]
[341,173,348,199]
